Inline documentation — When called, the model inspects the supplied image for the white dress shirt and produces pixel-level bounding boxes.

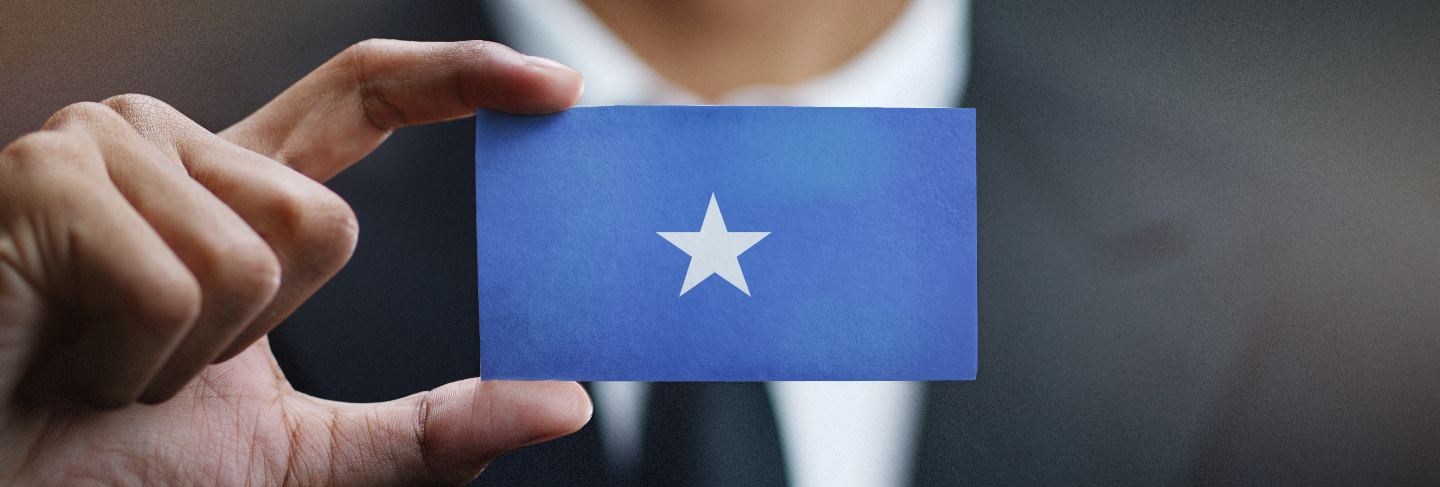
[489,1,970,486]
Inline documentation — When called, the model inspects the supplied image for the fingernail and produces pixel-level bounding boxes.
[525,55,574,73]
[522,55,584,105]
[526,55,585,104]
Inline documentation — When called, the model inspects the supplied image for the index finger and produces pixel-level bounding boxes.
[220,39,583,181]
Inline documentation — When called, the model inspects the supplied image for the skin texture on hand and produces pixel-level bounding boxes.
[0,39,590,485]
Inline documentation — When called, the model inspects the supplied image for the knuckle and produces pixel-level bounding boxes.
[0,130,99,170]
[42,101,121,130]
[4,131,75,160]
[198,236,283,309]
[270,183,359,273]
[341,38,405,75]
[100,94,189,139]
[129,269,204,333]
[100,93,170,120]
[342,38,407,130]
[0,133,102,213]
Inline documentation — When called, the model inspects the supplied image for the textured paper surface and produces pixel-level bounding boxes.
[476,106,975,381]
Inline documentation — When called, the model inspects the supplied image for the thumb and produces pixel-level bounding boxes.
[311,379,592,485]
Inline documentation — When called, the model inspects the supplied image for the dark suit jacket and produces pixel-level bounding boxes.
[9,1,1432,485]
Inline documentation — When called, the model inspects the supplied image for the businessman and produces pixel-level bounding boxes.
[3,0,1440,485]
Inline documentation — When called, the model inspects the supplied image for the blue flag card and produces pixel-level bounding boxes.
[476,106,975,381]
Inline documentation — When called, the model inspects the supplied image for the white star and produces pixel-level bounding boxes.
[658,194,771,296]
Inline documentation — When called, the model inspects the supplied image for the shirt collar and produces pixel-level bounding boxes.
[490,0,969,108]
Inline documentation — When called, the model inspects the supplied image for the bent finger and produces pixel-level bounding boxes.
[221,39,583,181]
[2,129,200,407]
[106,97,358,363]
[47,98,285,403]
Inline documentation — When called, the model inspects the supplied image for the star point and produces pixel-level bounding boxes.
[658,194,769,296]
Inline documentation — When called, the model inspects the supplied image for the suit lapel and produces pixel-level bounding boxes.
[912,1,1258,484]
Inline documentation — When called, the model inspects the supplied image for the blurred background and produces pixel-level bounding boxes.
[0,1,470,138]
[5,1,1440,485]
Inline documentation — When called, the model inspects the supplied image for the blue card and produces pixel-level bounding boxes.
[476,106,975,381]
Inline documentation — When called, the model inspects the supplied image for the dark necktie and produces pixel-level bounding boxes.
[635,382,790,487]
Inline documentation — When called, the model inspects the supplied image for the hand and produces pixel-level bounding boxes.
[0,40,589,485]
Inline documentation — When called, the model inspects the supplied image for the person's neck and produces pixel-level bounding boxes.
[579,0,909,102]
